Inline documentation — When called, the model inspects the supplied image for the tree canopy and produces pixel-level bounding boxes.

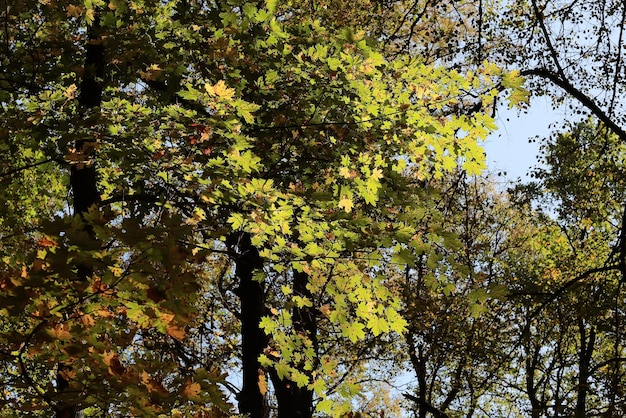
[3,0,626,417]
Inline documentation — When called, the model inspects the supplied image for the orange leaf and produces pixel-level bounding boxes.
[49,324,72,341]
[166,323,186,340]
[258,370,268,395]
[182,380,202,400]
[103,351,126,377]
[79,313,95,327]
[37,237,57,248]
[158,311,175,324]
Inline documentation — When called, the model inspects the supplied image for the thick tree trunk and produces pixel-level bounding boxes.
[56,15,103,418]
[270,270,316,418]
[228,232,268,418]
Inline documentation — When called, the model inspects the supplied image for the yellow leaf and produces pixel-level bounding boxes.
[370,167,383,181]
[338,196,353,213]
[206,80,235,100]
[85,8,95,23]
[338,166,351,178]
[258,370,268,395]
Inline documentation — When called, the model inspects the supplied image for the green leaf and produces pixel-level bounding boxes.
[259,316,277,334]
[266,0,279,13]
[367,315,389,336]
[327,57,342,71]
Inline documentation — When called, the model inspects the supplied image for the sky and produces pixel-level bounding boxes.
[482,96,564,182]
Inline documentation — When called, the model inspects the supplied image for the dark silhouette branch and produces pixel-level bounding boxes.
[521,68,626,142]
[403,392,450,418]
[522,263,621,337]
[0,158,63,180]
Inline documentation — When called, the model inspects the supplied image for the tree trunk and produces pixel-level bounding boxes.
[270,270,316,418]
[56,14,103,418]
[574,318,595,418]
[228,232,268,418]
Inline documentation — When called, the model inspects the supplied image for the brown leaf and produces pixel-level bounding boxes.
[182,380,202,400]
[166,323,186,341]
[103,351,126,377]
[49,324,72,341]
[141,371,169,396]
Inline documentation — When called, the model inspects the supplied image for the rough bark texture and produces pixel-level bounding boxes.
[228,232,268,418]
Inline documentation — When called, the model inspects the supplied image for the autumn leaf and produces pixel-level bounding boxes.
[166,322,186,340]
[206,80,235,100]
[182,380,203,400]
[66,4,83,17]
[141,371,169,396]
[49,324,72,341]
[37,236,58,248]
[338,196,354,213]
[103,351,126,377]
[258,370,268,395]
[58,367,77,382]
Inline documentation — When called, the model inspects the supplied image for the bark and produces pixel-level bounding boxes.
[56,15,103,418]
[405,334,449,418]
[269,270,316,418]
[525,343,543,418]
[574,318,596,418]
[228,232,268,418]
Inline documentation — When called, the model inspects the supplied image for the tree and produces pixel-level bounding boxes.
[390,173,526,417]
[1,0,521,417]
[513,118,626,416]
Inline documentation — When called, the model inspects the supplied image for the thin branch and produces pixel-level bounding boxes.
[522,263,621,337]
[0,158,63,180]
[521,68,626,142]
[530,0,567,81]
[608,2,626,116]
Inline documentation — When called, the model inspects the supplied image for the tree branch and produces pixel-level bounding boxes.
[521,68,626,142]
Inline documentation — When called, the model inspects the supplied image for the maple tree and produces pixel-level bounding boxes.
[0,0,525,417]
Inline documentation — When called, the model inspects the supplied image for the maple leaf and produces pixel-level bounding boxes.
[367,315,389,336]
[182,380,203,400]
[166,323,186,340]
[338,196,354,213]
[49,325,72,341]
[206,80,235,100]
[103,351,126,377]
[66,4,83,17]
[141,371,169,395]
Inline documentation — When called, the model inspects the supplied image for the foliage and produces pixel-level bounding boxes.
[0,0,521,416]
